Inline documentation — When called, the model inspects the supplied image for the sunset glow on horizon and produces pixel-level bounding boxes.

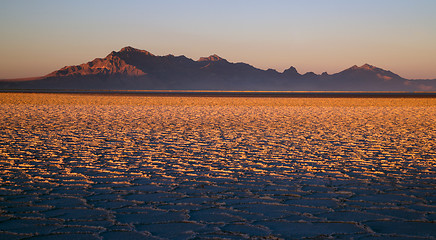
[1,0,436,79]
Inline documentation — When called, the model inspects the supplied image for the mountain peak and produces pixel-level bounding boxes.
[283,66,299,75]
[198,54,226,62]
[361,63,376,70]
[119,46,154,56]
[348,64,377,71]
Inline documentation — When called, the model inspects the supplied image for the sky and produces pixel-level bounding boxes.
[1,0,436,79]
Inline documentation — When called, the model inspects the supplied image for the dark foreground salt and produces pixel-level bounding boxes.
[0,94,435,239]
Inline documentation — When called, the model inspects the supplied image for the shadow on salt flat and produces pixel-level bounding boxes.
[365,221,436,237]
[256,221,365,238]
[135,222,207,239]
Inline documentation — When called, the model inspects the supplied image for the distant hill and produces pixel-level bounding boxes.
[1,46,435,91]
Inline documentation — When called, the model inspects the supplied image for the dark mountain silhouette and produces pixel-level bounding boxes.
[1,46,435,91]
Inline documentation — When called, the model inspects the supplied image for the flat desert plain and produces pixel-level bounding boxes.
[0,93,435,239]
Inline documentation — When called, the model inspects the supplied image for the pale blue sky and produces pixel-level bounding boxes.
[1,0,436,79]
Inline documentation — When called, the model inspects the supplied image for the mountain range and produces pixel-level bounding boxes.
[1,46,435,91]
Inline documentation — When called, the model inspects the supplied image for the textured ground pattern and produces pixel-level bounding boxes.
[0,93,435,239]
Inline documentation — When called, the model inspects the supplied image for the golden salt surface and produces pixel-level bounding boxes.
[0,93,435,239]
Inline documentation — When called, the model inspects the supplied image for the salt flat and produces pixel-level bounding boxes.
[0,93,435,239]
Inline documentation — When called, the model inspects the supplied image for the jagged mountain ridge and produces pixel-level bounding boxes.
[1,46,435,91]
[47,51,146,77]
